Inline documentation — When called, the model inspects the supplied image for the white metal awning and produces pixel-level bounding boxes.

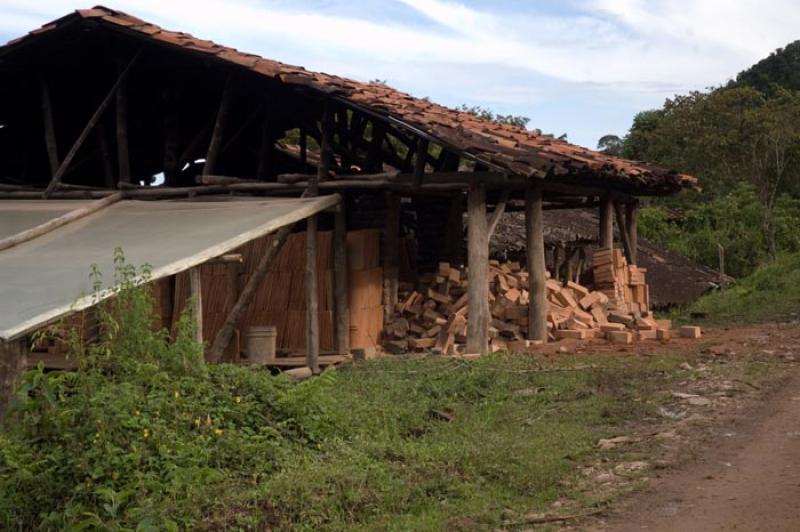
[0,195,339,341]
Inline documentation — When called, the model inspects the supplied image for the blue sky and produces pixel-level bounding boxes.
[2,0,798,148]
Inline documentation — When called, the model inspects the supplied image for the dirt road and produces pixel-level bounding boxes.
[597,335,800,531]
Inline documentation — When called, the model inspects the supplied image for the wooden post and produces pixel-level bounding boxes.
[487,189,510,239]
[333,202,350,354]
[40,77,59,177]
[614,201,634,265]
[305,103,331,374]
[413,138,428,187]
[526,187,548,342]
[626,201,639,265]
[256,102,273,179]
[383,193,400,323]
[299,127,308,173]
[224,260,241,362]
[305,218,320,373]
[163,88,180,186]
[466,182,489,354]
[96,123,115,188]
[116,60,131,185]
[189,267,203,347]
[44,50,141,196]
[202,73,233,176]
[599,194,614,249]
[0,339,26,420]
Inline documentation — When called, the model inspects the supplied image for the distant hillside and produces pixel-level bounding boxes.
[730,41,800,92]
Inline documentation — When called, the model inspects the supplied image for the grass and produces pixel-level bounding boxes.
[243,353,691,531]
[689,252,800,324]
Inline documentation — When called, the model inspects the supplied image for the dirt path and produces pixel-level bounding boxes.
[596,344,800,531]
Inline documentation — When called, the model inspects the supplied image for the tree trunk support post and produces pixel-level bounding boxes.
[116,61,131,185]
[614,201,635,265]
[0,339,26,421]
[203,73,234,177]
[40,77,60,177]
[333,202,350,355]
[189,267,204,348]
[466,182,489,354]
[526,187,548,342]
[599,193,614,249]
[626,200,639,265]
[305,102,331,374]
[383,193,401,324]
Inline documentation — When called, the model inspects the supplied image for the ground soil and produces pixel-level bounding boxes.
[590,322,800,531]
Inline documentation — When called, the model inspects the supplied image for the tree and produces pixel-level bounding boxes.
[597,134,623,156]
[457,105,531,129]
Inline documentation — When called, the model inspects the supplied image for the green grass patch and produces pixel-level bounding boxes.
[689,252,800,323]
[0,255,709,530]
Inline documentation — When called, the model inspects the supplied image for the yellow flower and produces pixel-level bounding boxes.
[214,428,224,436]
[134,410,140,416]
[112,471,119,480]
[194,418,201,428]
[174,390,180,399]
[235,396,242,404]
[143,428,150,439]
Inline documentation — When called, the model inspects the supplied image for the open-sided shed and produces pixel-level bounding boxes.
[0,6,697,412]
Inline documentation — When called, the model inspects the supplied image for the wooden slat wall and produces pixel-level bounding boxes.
[171,229,383,354]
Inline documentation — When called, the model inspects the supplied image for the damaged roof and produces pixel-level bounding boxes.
[1,6,697,195]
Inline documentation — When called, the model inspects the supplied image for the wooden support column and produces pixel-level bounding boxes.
[614,201,635,265]
[599,194,614,249]
[256,103,274,179]
[0,339,26,420]
[39,77,59,177]
[526,187,548,342]
[466,182,489,354]
[96,124,115,188]
[44,50,141,196]
[333,202,350,354]
[383,193,400,323]
[305,103,331,374]
[413,138,428,187]
[626,201,639,265]
[202,73,233,176]
[189,267,204,347]
[116,60,131,185]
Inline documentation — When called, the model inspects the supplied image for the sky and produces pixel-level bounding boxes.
[1,0,799,148]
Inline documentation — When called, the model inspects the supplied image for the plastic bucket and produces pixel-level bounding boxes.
[245,325,277,364]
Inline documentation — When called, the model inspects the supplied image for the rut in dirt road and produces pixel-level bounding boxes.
[599,369,800,532]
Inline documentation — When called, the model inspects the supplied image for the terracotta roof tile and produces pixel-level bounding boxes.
[0,5,697,194]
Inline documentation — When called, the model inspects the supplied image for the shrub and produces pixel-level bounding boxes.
[0,252,337,530]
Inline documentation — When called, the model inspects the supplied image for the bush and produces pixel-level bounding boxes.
[639,184,800,278]
[0,253,337,530]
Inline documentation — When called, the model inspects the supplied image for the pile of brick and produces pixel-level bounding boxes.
[384,251,701,354]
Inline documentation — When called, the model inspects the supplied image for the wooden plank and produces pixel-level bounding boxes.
[203,73,234,176]
[526,187,548,342]
[333,203,350,354]
[44,50,141,197]
[189,267,204,347]
[0,192,124,252]
[466,182,489,353]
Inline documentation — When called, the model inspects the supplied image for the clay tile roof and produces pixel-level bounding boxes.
[0,6,698,195]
